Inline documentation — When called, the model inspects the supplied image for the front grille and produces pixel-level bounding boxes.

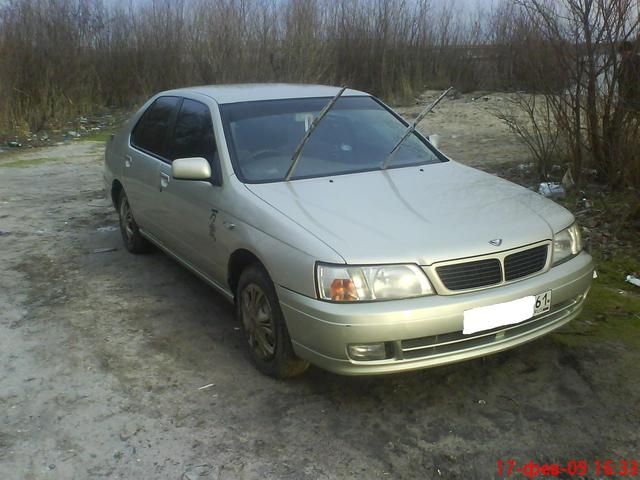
[434,244,550,292]
[504,245,548,281]
[436,259,502,291]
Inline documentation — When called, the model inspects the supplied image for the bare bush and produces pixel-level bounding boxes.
[495,93,561,180]
[491,0,640,188]
[0,0,521,133]
[1,0,639,188]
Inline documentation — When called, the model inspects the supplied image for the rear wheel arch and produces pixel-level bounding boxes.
[111,179,124,209]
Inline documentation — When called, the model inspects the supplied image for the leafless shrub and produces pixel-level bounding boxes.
[0,0,523,133]
[495,93,561,181]
[491,0,640,188]
[2,0,639,188]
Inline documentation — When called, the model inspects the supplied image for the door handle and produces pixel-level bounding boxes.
[124,155,132,168]
[159,172,170,191]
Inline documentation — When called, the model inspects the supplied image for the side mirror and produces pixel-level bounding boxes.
[172,157,211,180]
[428,134,441,149]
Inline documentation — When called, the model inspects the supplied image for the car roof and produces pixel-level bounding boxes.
[161,83,370,104]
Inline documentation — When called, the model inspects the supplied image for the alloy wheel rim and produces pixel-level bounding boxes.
[240,284,276,360]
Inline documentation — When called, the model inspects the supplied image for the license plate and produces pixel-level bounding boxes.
[534,290,552,315]
[463,291,552,335]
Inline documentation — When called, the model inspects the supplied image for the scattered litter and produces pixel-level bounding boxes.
[477,399,486,405]
[181,464,214,480]
[67,131,81,138]
[234,327,240,331]
[91,247,117,254]
[198,383,215,391]
[6,141,22,148]
[119,423,140,441]
[87,199,111,207]
[538,182,566,199]
[576,193,592,210]
[562,168,575,189]
[97,225,118,232]
[626,275,640,287]
[0,230,11,236]
[593,270,598,279]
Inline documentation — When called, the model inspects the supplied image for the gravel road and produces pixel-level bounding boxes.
[1,121,637,479]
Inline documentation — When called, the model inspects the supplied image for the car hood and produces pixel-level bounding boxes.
[245,161,574,265]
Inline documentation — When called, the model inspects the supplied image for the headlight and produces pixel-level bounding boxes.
[552,223,583,265]
[316,263,434,302]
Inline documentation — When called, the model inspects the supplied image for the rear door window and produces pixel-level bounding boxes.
[169,98,218,164]
[131,96,180,158]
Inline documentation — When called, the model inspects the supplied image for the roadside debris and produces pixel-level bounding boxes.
[626,274,640,287]
[91,247,117,254]
[562,168,575,189]
[538,182,566,199]
[96,225,118,232]
[181,464,214,480]
[576,192,592,210]
[0,230,11,236]
[198,383,215,391]
[6,140,22,148]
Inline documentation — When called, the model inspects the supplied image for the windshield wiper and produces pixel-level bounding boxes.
[380,86,452,170]
[284,86,347,181]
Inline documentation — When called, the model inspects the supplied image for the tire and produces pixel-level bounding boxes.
[236,264,309,378]
[118,190,152,254]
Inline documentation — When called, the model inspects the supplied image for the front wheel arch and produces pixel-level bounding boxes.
[228,249,265,298]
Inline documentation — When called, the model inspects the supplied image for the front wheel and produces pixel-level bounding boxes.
[236,264,309,378]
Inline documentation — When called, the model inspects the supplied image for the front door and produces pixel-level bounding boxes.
[157,98,229,285]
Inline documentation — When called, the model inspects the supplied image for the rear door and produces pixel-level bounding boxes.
[157,98,228,284]
[126,96,180,235]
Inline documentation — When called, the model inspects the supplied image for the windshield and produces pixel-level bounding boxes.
[220,96,445,183]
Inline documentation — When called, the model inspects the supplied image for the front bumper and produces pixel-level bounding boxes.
[278,251,594,375]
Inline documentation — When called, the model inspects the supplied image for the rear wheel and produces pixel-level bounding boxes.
[236,264,309,378]
[118,190,152,254]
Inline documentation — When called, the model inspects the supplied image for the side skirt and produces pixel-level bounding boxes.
[140,229,235,303]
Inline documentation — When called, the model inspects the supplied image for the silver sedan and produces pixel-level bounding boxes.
[104,84,593,377]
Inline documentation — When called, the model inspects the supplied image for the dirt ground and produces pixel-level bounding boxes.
[1,94,638,480]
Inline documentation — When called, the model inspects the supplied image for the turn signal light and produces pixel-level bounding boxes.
[330,279,358,301]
